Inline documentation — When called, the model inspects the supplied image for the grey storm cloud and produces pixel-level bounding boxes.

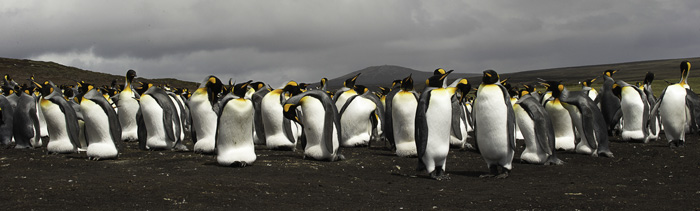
[2,0,699,87]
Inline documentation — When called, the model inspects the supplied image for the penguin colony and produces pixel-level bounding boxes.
[0,61,694,180]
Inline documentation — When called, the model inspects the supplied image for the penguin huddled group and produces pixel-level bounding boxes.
[0,61,694,180]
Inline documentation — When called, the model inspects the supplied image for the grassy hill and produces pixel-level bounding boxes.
[0,57,198,90]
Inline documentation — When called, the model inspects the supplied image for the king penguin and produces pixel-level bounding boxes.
[338,85,384,147]
[334,73,362,110]
[388,76,419,156]
[449,78,473,149]
[250,81,270,145]
[0,88,14,146]
[616,80,650,143]
[117,70,140,142]
[36,81,81,154]
[415,69,462,180]
[650,61,693,148]
[542,81,576,151]
[216,81,257,167]
[260,81,302,150]
[597,69,622,135]
[13,85,41,148]
[640,72,660,140]
[382,78,404,151]
[81,87,122,160]
[580,77,599,102]
[137,85,183,150]
[514,89,563,165]
[189,76,223,154]
[283,89,344,161]
[473,70,515,178]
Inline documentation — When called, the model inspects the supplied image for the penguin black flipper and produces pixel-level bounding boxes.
[145,87,182,144]
[414,89,432,171]
[252,89,269,144]
[498,84,516,151]
[383,88,400,149]
[136,109,148,150]
[308,90,340,155]
[168,92,188,134]
[633,86,650,137]
[84,90,123,149]
[338,95,359,118]
[450,96,463,141]
[685,89,700,133]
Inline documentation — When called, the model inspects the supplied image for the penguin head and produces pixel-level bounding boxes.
[481,70,499,85]
[283,102,302,125]
[391,79,402,89]
[37,80,58,98]
[581,77,597,88]
[203,76,223,104]
[518,89,530,98]
[541,81,563,98]
[282,81,303,97]
[378,86,390,96]
[232,80,253,99]
[135,83,153,96]
[680,61,691,85]
[126,69,137,83]
[354,85,369,95]
[612,83,622,98]
[426,69,453,88]
[299,83,309,92]
[433,68,447,75]
[400,74,414,91]
[343,73,362,89]
[318,78,328,90]
[522,84,536,93]
[455,79,471,102]
[643,72,655,85]
[250,81,266,92]
[604,69,618,78]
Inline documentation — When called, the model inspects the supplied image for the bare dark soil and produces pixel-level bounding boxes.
[1,133,699,210]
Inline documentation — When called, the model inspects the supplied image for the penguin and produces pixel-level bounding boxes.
[542,81,576,151]
[449,78,473,149]
[640,72,660,140]
[260,81,302,150]
[615,80,650,142]
[250,81,270,145]
[596,69,622,135]
[12,86,40,148]
[473,70,515,178]
[580,77,599,102]
[338,85,384,147]
[137,85,184,150]
[388,76,418,156]
[506,83,525,141]
[117,70,140,142]
[189,76,223,154]
[216,81,257,167]
[649,61,693,148]
[415,69,463,180]
[283,89,344,161]
[549,81,614,157]
[80,88,122,160]
[514,89,563,165]
[334,73,362,110]
[36,81,81,154]
[0,92,14,146]
[382,79,404,151]
[167,88,189,142]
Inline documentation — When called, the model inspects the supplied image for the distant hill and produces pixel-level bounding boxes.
[322,65,480,91]
[0,57,198,90]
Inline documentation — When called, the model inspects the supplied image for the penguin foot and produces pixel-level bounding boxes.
[669,140,684,149]
[429,168,450,181]
[496,170,510,179]
[544,157,565,166]
[334,154,346,161]
[463,143,475,150]
[229,161,247,167]
[598,151,614,158]
[88,157,101,161]
[480,165,499,178]
[479,174,495,178]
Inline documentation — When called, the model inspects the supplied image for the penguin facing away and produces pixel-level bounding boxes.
[514,89,563,165]
[388,76,419,156]
[473,70,516,178]
[216,81,257,167]
[283,90,344,161]
[81,88,122,160]
[383,78,405,151]
[189,76,223,154]
[415,69,462,180]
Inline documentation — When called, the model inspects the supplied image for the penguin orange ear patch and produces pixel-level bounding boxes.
[557,84,564,91]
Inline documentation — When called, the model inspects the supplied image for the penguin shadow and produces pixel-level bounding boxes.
[449,170,486,178]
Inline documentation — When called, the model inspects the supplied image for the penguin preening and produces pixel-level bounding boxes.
[415,69,463,180]
[283,89,344,161]
[473,70,515,178]
[261,81,303,150]
[514,89,563,165]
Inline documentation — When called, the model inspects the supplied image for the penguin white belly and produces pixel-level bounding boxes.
[545,101,576,151]
[189,93,218,153]
[620,88,647,141]
[659,85,687,142]
[217,99,256,166]
[117,89,139,141]
[514,104,547,164]
[140,95,173,150]
[168,96,185,141]
[392,92,418,157]
[511,98,524,140]
[81,100,118,159]
[588,89,598,101]
[563,104,593,155]
[421,89,452,173]
[300,97,339,160]
[449,109,468,147]
[475,85,513,169]
[334,92,355,111]
[36,98,49,138]
[261,92,295,149]
[340,97,375,147]
[41,100,77,153]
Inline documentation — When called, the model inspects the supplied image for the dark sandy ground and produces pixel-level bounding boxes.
[0,133,699,210]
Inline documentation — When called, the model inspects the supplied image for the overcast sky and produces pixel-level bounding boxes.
[3,1,699,87]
